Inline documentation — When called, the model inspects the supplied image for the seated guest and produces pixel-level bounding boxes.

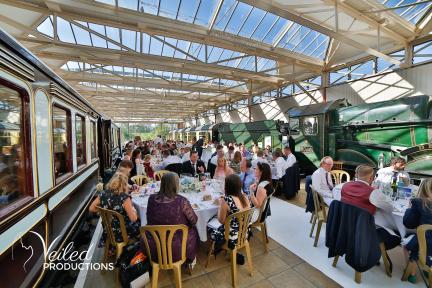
[182,147,191,163]
[123,148,132,161]
[230,151,242,174]
[250,162,274,223]
[146,173,199,266]
[181,151,206,176]
[403,178,432,283]
[130,149,142,177]
[376,157,410,186]
[210,145,225,166]
[311,156,335,205]
[225,146,235,161]
[240,144,252,160]
[89,172,140,242]
[283,145,296,170]
[239,159,255,196]
[273,150,286,180]
[207,174,251,264]
[335,165,399,267]
[161,149,182,169]
[214,157,234,180]
[251,150,268,169]
[143,154,155,179]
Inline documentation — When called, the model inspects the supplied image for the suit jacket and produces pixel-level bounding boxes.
[326,200,381,272]
[181,160,206,176]
[281,162,300,199]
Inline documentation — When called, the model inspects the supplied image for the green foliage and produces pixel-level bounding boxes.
[118,123,174,141]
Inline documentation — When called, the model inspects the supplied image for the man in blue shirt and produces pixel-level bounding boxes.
[239,159,255,196]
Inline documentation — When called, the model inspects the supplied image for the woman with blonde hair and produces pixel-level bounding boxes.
[403,178,432,283]
[214,157,234,180]
[146,173,199,269]
[89,172,140,242]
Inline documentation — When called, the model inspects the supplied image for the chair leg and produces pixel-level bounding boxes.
[309,214,317,238]
[309,213,314,223]
[428,270,432,288]
[173,264,182,288]
[230,249,238,288]
[314,220,322,247]
[355,271,361,284]
[261,223,268,253]
[205,241,215,268]
[245,241,254,276]
[332,255,339,267]
[263,222,269,243]
[401,261,414,281]
[151,264,159,288]
[379,243,392,277]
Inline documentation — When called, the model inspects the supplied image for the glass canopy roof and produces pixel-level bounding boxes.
[380,0,432,24]
[94,0,330,60]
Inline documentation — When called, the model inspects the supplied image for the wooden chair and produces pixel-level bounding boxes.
[131,175,150,186]
[140,224,188,288]
[206,209,254,288]
[402,224,432,286]
[330,170,350,185]
[332,161,343,170]
[251,194,273,253]
[309,186,327,247]
[154,170,170,181]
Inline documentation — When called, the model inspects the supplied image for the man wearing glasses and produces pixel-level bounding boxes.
[311,156,335,206]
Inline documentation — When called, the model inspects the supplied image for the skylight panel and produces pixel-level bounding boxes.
[149,37,164,55]
[178,0,201,23]
[195,0,219,26]
[380,0,432,24]
[139,0,159,15]
[224,2,253,34]
[237,8,266,38]
[214,0,238,30]
[119,0,138,10]
[57,17,76,44]
[262,18,288,45]
[159,0,180,19]
[121,29,138,51]
[37,16,53,38]
[250,13,278,41]
[71,23,92,46]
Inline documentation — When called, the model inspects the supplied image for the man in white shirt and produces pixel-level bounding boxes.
[283,145,296,170]
[376,157,410,186]
[161,149,182,169]
[251,150,268,169]
[225,146,235,161]
[311,156,335,205]
[210,145,225,166]
[273,150,286,180]
[154,135,163,145]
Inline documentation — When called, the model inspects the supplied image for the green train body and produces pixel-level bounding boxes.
[288,95,432,179]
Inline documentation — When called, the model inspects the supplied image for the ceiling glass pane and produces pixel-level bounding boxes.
[380,0,432,24]
[139,0,159,14]
[118,0,138,10]
[57,17,76,43]
[195,0,219,26]
[71,24,92,46]
[37,17,53,38]
[251,13,278,41]
[224,2,253,34]
[177,0,201,23]
[159,0,180,19]
[237,8,266,38]
[214,0,237,30]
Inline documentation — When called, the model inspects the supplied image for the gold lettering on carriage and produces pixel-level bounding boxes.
[20,231,114,272]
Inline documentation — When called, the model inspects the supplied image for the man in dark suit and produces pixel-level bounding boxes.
[181,151,206,176]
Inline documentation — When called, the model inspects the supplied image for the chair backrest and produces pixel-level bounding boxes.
[311,185,327,220]
[224,208,254,249]
[97,206,128,244]
[154,170,170,181]
[330,170,350,185]
[417,224,432,270]
[131,175,150,186]
[140,224,188,269]
[254,193,273,224]
[332,161,343,170]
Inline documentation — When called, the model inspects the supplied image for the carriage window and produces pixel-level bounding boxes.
[303,117,318,135]
[75,115,86,168]
[90,120,97,159]
[53,105,72,183]
[0,84,32,216]
[289,118,300,135]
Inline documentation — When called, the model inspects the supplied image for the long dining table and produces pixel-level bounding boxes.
[131,180,222,241]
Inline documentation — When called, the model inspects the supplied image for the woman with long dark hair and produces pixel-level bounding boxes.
[250,162,274,222]
[207,174,250,264]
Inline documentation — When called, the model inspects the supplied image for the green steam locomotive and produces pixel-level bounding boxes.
[287,95,432,179]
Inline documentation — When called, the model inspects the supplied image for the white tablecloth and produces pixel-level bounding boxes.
[375,198,413,237]
[131,182,221,241]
